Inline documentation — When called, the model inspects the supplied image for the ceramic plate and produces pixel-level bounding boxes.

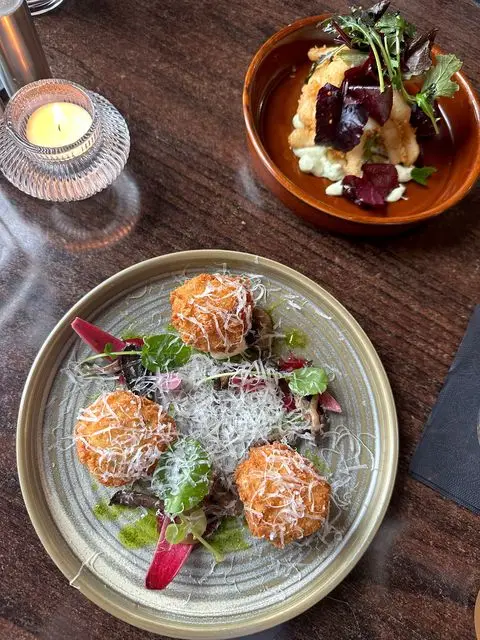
[17,250,397,638]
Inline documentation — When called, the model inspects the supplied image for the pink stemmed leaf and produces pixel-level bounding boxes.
[71,317,126,357]
[145,516,194,590]
[319,391,342,413]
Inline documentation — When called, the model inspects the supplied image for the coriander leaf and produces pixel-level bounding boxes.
[209,517,251,555]
[419,53,462,100]
[376,11,415,45]
[104,342,113,356]
[152,438,211,516]
[141,334,191,373]
[411,166,437,185]
[287,367,329,397]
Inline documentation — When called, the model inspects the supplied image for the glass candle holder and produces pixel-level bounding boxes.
[0,79,130,201]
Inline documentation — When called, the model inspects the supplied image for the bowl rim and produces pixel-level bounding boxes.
[243,14,480,226]
[16,249,398,639]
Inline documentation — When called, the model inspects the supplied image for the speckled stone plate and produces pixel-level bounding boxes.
[17,250,397,639]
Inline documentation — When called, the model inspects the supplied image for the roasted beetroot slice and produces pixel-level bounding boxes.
[343,175,386,208]
[362,163,399,195]
[145,517,194,590]
[318,391,342,413]
[71,317,126,355]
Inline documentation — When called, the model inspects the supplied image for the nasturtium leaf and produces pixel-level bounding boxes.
[152,438,211,516]
[287,367,329,397]
[141,334,191,373]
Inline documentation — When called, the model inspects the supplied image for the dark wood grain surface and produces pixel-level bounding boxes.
[1,1,479,638]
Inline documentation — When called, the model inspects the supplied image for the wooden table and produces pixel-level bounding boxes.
[1,1,479,638]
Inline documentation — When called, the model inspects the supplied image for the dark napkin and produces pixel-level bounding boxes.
[410,305,480,514]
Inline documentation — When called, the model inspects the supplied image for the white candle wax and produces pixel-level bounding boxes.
[26,102,93,150]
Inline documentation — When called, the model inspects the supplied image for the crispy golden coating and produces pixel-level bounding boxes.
[289,46,419,175]
[170,273,253,356]
[235,442,330,548]
[75,390,176,487]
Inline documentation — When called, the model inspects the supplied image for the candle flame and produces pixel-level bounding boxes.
[52,103,65,133]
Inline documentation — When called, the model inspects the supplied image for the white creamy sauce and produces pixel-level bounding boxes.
[325,180,344,196]
[385,184,406,202]
[395,164,414,182]
[294,146,345,181]
[292,114,304,129]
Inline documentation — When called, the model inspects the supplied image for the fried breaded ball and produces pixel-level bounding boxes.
[235,442,330,548]
[75,390,177,487]
[170,273,253,357]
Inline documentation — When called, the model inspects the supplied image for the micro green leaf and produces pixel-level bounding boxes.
[410,166,437,185]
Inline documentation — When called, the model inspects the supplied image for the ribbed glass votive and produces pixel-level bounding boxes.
[0,79,130,201]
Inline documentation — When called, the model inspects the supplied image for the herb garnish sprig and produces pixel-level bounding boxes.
[322,1,462,131]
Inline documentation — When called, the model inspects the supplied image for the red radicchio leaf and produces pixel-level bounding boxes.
[318,391,342,413]
[315,83,368,152]
[145,516,194,590]
[343,163,399,208]
[278,354,309,372]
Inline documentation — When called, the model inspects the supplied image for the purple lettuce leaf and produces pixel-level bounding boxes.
[314,84,368,152]
[354,0,391,25]
[410,101,440,137]
[343,163,399,208]
[344,51,379,85]
[403,29,437,77]
[335,103,369,150]
[345,84,393,125]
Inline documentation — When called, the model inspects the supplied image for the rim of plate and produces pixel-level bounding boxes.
[17,249,398,639]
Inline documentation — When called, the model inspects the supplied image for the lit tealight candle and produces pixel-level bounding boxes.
[26,102,93,149]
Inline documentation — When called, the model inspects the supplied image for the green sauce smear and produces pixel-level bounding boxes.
[209,517,251,555]
[93,500,127,521]
[284,328,308,349]
[118,510,159,549]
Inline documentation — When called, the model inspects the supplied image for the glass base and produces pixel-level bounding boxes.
[0,91,130,202]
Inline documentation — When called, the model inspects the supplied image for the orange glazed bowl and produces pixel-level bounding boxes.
[243,15,480,236]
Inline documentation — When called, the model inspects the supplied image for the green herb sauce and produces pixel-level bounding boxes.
[93,500,127,521]
[209,517,251,555]
[284,328,308,349]
[118,511,159,549]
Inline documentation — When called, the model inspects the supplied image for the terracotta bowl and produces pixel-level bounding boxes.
[243,15,480,236]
